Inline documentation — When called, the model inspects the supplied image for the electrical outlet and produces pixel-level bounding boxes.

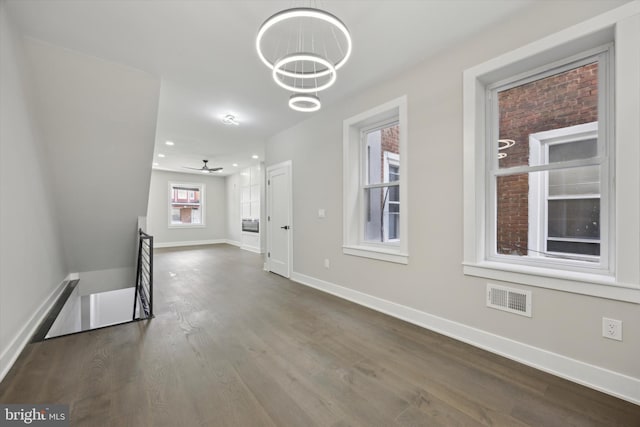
[602,317,622,341]
[324,258,330,269]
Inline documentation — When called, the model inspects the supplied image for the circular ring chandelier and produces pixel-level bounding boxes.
[272,53,337,93]
[289,94,321,112]
[256,7,352,78]
[256,6,352,112]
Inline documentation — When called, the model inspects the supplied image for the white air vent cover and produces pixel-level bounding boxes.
[486,283,532,317]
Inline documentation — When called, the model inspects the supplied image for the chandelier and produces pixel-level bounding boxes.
[256,7,352,112]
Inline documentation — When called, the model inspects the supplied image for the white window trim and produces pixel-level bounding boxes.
[343,96,408,264]
[462,3,640,303]
[528,122,602,263]
[168,182,206,228]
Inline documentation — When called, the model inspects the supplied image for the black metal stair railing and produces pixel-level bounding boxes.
[133,228,153,320]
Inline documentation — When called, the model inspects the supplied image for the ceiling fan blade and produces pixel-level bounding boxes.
[209,167,223,172]
[183,167,204,171]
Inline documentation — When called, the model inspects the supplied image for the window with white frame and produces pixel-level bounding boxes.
[463,3,640,303]
[343,96,408,264]
[487,50,611,274]
[169,182,205,227]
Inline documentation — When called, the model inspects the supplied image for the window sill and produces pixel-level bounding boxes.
[168,224,206,229]
[463,261,640,303]
[343,245,408,264]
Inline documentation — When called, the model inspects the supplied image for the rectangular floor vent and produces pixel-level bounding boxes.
[486,284,532,317]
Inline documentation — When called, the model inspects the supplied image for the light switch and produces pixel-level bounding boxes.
[318,208,326,218]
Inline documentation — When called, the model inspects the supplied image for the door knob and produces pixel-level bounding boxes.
[280,225,290,230]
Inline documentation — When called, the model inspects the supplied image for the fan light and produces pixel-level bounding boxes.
[289,94,321,112]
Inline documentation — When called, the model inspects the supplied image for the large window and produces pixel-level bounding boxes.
[169,182,205,227]
[463,4,640,303]
[489,52,611,272]
[343,96,408,264]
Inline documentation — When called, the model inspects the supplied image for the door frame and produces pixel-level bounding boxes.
[266,160,293,277]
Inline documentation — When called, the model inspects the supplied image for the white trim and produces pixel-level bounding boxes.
[225,239,242,247]
[290,271,640,405]
[154,239,226,248]
[343,245,408,264]
[241,245,262,254]
[0,274,73,383]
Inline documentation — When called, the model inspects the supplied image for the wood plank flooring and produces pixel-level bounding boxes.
[1,244,638,426]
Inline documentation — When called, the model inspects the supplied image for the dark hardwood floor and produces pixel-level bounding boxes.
[1,244,638,426]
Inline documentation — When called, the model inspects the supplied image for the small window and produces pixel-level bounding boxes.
[343,96,408,264]
[169,182,205,227]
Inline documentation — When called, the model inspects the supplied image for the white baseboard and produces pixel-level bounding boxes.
[290,271,640,406]
[0,273,75,383]
[154,239,227,248]
[241,245,262,254]
[225,239,242,247]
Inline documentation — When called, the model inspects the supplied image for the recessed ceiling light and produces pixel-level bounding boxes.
[165,141,174,146]
[222,114,239,125]
[153,162,159,166]
[252,155,259,159]
[232,163,239,167]
[158,153,165,158]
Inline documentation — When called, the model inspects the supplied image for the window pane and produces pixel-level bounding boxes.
[548,165,600,196]
[548,199,600,239]
[364,185,400,243]
[496,173,530,255]
[547,240,600,256]
[170,184,203,225]
[497,62,599,169]
[365,124,400,185]
[549,138,597,163]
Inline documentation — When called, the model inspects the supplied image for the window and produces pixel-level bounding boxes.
[168,182,205,227]
[529,122,600,261]
[363,122,400,244]
[488,53,611,273]
[343,96,408,264]
[463,4,640,302]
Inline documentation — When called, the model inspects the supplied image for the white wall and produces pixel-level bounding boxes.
[0,3,68,379]
[22,38,161,282]
[266,0,639,400]
[147,170,227,246]
[225,172,242,245]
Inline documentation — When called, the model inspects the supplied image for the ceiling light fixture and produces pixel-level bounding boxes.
[153,162,159,167]
[222,114,239,125]
[289,94,321,112]
[272,54,337,93]
[232,163,239,167]
[158,153,165,158]
[256,6,352,112]
[165,141,174,146]
[252,155,259,159]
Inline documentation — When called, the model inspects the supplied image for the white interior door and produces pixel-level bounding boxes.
[267,161,292,277]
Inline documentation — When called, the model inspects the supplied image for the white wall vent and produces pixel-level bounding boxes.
[486,283,532,317]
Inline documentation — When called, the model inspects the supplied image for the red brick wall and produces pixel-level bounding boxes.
[381,125,399,156]
[496,63,598,255]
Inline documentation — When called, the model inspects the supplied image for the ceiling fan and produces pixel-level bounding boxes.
[183,160,222,173]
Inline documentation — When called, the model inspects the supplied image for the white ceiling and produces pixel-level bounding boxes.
[6,0,532,176]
